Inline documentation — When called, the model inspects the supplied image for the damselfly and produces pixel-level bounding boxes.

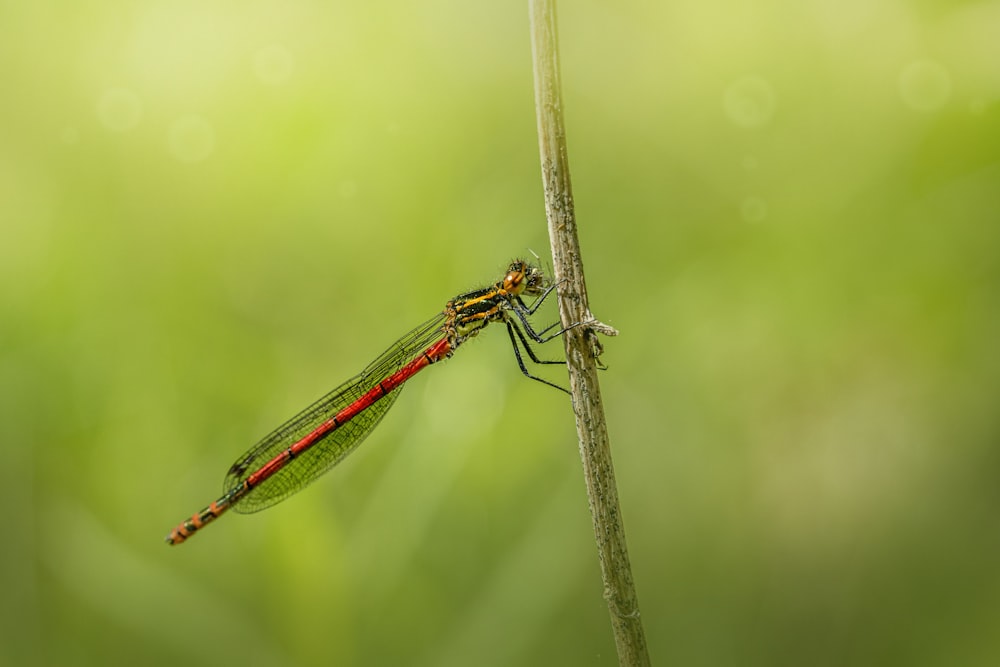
[166,259,572,545]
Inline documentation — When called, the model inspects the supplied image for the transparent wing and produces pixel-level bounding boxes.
[223,313,447,514]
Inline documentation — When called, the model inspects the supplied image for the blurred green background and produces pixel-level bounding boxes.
[2,0,999,665]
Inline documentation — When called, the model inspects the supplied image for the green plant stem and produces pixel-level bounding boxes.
[528,1,651,665]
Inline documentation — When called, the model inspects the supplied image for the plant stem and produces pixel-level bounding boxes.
[528,1,651,665]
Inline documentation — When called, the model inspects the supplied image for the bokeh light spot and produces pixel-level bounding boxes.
[338,180,358,198]
[167,114,216,163]
[96,88,143,132]
[898,60,951,112]
[253,44,295,85]
[724,76,776,128]
[741,196,768,222]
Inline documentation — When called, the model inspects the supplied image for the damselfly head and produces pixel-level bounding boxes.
[504,259,546,297]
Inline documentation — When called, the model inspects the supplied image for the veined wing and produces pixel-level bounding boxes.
[223,313,447,513]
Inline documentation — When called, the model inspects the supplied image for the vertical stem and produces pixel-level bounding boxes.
[528,1,651,665]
